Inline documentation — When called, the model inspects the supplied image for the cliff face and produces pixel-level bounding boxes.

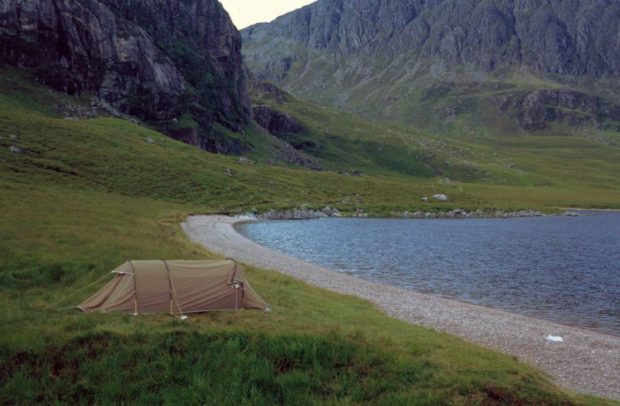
[246,0,620,76]
[0,0,251,152]
[242,0,620,135]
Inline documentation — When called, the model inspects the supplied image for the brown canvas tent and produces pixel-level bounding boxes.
[78,259,268,315]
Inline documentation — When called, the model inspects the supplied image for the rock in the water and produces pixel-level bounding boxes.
[432,194,448,202]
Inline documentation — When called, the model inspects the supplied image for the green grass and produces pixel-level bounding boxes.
[3,67,620,215]
[0,68,618,403]
[250,81,620,210]
[0,186,609,404]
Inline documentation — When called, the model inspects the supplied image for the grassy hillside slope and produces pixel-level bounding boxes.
[250,83,620,210]
[3,67,620,214]
[0,71,615,403]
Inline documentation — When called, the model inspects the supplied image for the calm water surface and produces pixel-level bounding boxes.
[238,213,620,335]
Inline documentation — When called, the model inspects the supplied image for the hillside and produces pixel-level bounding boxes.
[249,80,620,209]
[242,0,620,138]
[0,0,250,153]
[3,67,620,213]
[0,68,614,404]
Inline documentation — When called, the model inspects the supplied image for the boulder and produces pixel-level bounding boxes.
[322,206,341,217]
[453,208,466,217]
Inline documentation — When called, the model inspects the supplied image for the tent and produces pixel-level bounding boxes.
[78,259,269,315]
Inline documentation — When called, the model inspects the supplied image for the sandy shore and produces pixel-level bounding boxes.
[182,215,620,400]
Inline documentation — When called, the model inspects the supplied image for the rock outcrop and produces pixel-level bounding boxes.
[497,90,620,131]
[253,106,305,138]
[0,0,251,152]
[270,137,323,171]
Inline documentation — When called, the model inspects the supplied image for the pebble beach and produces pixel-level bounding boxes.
[182,215,620,400]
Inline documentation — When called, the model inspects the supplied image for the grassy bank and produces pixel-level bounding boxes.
[0,69,617,403]
[0,185,609,404]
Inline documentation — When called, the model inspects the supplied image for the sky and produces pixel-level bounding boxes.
[219,0,316,29]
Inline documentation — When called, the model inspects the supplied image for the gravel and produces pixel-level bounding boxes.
[182,215,620,400]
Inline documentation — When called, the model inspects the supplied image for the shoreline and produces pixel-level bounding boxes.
[182,215,620,400]
[235,207,620,221]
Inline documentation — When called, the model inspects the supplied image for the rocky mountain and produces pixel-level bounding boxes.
[0,0,251,152]
[242,0,620,137]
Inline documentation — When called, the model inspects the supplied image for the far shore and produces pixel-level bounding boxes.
[182,215,620,401]
[208,207,620,222]
[568,207,620,212]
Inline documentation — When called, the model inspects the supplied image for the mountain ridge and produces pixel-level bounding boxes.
[242,0,620,137]
[244,0,620,76]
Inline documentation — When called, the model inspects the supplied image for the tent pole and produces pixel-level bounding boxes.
[229,259,239,310]
[162,259,173,314]
[128,260,138,316]
[162,260,184,317]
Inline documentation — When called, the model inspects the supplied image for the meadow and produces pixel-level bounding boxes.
[1,68,618,403]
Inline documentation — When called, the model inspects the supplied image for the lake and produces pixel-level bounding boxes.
[237,212,620,336]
